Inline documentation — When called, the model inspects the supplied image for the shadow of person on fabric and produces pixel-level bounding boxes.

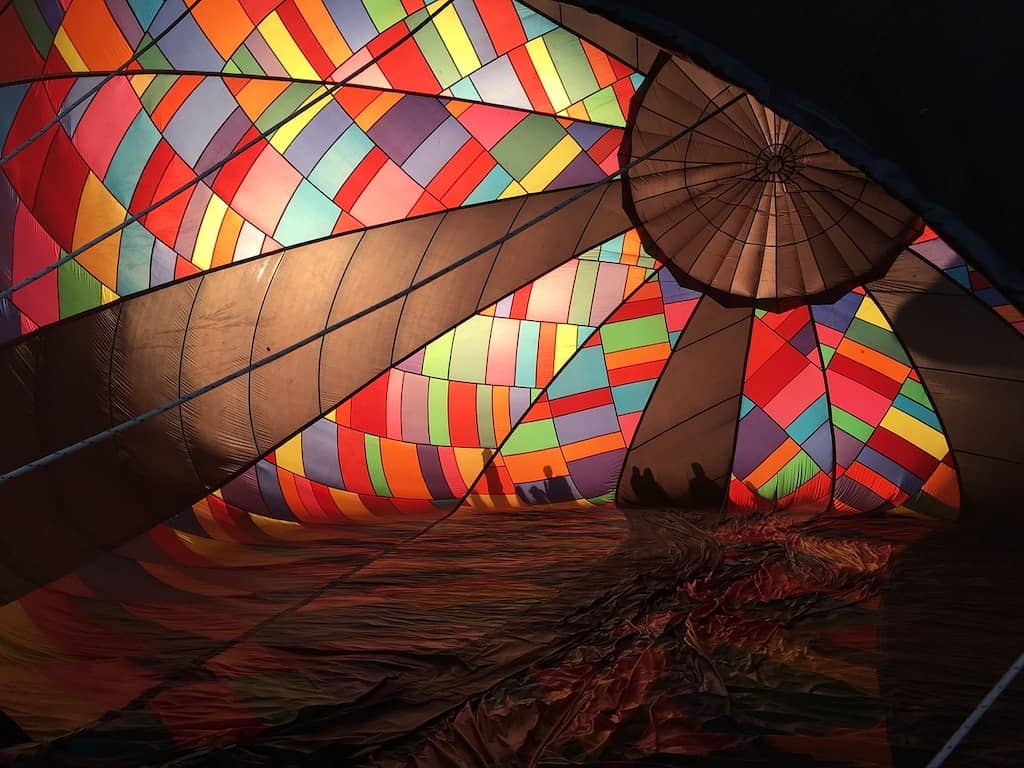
[629,466,673,507]
[688,462,725,509]
[541,466,574,504]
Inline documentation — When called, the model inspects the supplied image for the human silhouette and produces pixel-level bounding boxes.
[542,465,573,503]
[529,486,550,505]
[630,465,672,506]
[688,462,724,508]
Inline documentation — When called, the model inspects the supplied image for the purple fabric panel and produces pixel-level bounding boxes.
[284,102,352,176]
[301,418,344,488]
[732,407,787,478]
[417,444,454,500]
[367,96,449,165]
[549,151,604,189]
[568,448,625,499]
[554,403,620,444]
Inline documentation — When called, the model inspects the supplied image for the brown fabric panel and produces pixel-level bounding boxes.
[478,182,628,309]
[0,309,132,602]
[250,236,362,454]
[624,54,921,307]
[109,279,204,487]
[868,251,1024,511]
[318,216,441,409]
[391,201,522,365]
[179,257,283,486]
[0,190,626,602]
[617,299,753,506]
[522,0,661,72]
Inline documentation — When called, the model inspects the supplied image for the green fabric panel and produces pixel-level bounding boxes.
[582,88,625,126]
[421,329,454,378]
[543,29,598,104]
[412,23,460,88]
[364,435,391,497]
[490,114,564,179]
[899,377,931,408]
[502,419,559,456]
[567,260,598,326]
[15,0,53,56]
[476,385,496,448]
[136,35,171,69]
[759,450,819,499]
[257,84,319,134]
[601,315,668,353]
[845,318,910,364]
[228,45,264,76]
[449,314,491,383]
[831,406,874,443]
[222,61,242,75]
[58,260,102,319]
[140,74,177,114]
[364,0,406,31]
[427,378,451,446]
[820,345,836,367]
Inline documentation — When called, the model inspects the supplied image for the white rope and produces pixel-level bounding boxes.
[0,92,746,485]
[924,650,1024,768]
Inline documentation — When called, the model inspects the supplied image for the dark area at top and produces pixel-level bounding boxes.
[565,0,1024,301]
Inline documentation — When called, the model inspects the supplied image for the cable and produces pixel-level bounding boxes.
[0,0,207,166]
[0,92,746,486]
[924,650,1024,768]
[0,0,457,304]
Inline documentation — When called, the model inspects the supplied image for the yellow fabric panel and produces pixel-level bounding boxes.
[553,323,579,370]
[274,435,305,476]
[521,135,581,193]
[129,74,156,97]
[880,408,948,459]
[73,173,124,289]
[270,87,331,153]
[327,487,378,521]
[433,4,481,77]
[525,37,570,112]
[258,13,319,80]
[193,195,229,271]
[854,295,892,330]
[498,180,527,199]
[53,28,87,72]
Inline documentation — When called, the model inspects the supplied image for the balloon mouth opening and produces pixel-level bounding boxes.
[620,53,923,308]
[754,143,798,182]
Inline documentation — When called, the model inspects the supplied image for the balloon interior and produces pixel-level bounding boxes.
[0,0,1020,765]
